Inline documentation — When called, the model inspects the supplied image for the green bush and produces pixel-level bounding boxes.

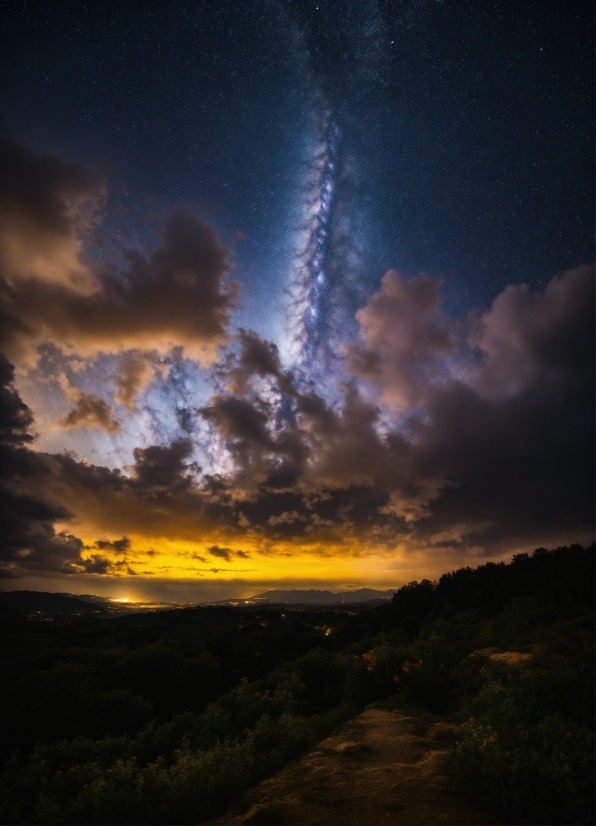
[445,658,595,824]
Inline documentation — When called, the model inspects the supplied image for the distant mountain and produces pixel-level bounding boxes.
[0,591,107,617]
[249,588,396,605]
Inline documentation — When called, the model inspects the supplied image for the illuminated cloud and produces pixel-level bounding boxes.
[469,264,595,399]
[344,265,595,551]
[0,139,102,292]
[29,265,588,562]
[115,352,156,411]
[60,392,121,434]
[0,212,593,581]
[0,142,238,366]
[346,270,453,409]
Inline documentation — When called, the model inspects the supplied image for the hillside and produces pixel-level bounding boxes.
[0,590,106,617]
[0,544,593,825]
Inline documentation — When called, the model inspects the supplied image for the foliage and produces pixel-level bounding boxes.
[445,653,595,824]
[0,544,593,824]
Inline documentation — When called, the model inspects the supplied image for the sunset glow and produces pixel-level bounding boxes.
[0,0,592,603]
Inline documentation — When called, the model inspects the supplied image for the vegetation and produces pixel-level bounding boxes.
[0,544,593,825]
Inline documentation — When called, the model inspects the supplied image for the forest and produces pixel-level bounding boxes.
[0,543,593,825]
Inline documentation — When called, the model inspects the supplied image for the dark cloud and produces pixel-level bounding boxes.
[346,265,595,551]
[78,554,112,574]
[60,392,121,434]
[176,406,194,434]
[201,396,272,446]
[131,440,195,491]
[115,352,155,410]
[222,329,295,396]
[207,545,251,561]
[200,374,312,493]
[0,142,238,365]
[469,264,595,398]
[407,373,594,552]
[40,440,228,544]
[0,355,113,577]
[208,545,232,561]
[0,354,35,444]
[200,267,594,551]
[0,139,102,291]
[0,140,98,240]
[92,537,131,554]
[200,394,286,491]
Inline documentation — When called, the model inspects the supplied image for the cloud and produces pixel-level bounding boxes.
[208,545,232,561]
[115,352,156,410]
[176,406,194,434]
[469,264,595,399]
[131,439,196,491]
[346,270,453,409]
[0,355,115,577]
[401,265,595,551]
[0,142,238,365]
[342,265,594,551]
[91,537,131,554]
[208,545,251,561]
[0,353,35,444]
[0,265,592,578]
[60,392,121,434]
[0,139,102,291]
[222,329,295,396]
[227,268,593,551]
[201,395,272,446]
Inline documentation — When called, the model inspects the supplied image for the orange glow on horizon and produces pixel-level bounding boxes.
[68,527,519,596]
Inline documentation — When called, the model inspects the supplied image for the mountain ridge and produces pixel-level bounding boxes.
[0,590,106,616]
[248,588,396,604]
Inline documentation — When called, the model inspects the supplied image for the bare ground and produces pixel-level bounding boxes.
[210,708,495,825]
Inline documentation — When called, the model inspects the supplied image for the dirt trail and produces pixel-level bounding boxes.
[211,709,494,825]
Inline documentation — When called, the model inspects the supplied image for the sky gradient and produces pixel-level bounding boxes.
[0,0,593,600]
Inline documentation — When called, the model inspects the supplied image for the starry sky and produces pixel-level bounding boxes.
[0,0,593,600]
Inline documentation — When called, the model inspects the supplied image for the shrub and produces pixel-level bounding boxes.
[445,661,595,824]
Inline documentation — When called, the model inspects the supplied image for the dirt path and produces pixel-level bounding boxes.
[211,709,494,825]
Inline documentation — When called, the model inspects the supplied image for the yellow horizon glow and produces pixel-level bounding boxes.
[70,530,513,592]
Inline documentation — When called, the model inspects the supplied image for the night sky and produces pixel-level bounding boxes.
[0,0,593,600]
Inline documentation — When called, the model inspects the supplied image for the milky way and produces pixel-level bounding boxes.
[0,0,593,594]
[288,108,341,383]
[283,0,386,390]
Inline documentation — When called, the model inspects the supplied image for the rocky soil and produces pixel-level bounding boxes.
[210,708,495,825]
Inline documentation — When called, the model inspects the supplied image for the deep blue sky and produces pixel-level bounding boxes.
[2,0,593,341]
